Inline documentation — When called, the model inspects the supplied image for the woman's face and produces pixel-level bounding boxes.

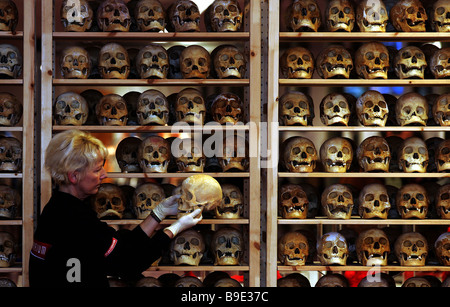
[76,157,107,199]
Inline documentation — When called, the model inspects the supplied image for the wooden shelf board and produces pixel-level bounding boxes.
[145,265,249,272]
[106,218,249,225]
[280,32,450,42]
[279,126,450,132]
[278,218,450,225]
[107,172,250,178]
[279,79,450,87]
[277,265,450,272]
[278,172,450,178]
[53,79,249,86]
[54,124,250,133]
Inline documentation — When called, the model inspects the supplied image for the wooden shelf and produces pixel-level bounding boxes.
[106,172,250,179]
[279,126,450,132]
[279,79,450,87]
[145,265,249,272]
[278,172,450,178]
[278,265,450,272]
[53,124,250,133]
[278,218,450,226]
[106,219,249,226]
[279,32,450,42]
[52,79,250,86]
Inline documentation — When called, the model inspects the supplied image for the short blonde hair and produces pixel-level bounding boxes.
[45,130,108,185]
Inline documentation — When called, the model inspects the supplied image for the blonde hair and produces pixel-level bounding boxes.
[45,130,108,185]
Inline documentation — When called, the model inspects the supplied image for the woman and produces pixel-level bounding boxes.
[29,130,201,287]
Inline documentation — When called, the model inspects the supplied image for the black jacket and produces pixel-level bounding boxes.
[29,190,170,287]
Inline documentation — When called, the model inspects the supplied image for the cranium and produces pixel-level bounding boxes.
[206,0,242,32]
[315,274,349,287]
[214,277,242,287]
[115,136,142,173]
[282,136,318,173]
[167,45,185,79]
[0,232,15,267]
[321,184,353,219]
[427,137,443,172]
[434,232,450,265]
[395,92,428,126]
[0,136,21,172]
[402,277,432,287]
[358,183,391,219]
[319,137,353,173]
[356,90,388,126]
[98,43,130,79]
[436,184,450,219]
[170,229,205,265]
[215,183,243,219]
[135,0,166,32]
[355,42,389,79]
[396,183,429,219]
[429,47,450,79]
[212,227,243,265]
[61,0,93,32]
[317,45,353,79]
[280,47,314,79]
[277,273,311,287]
[433,93,450,126]
[136,89,169,125]
[53,92,88,126]
[398,137,428,173]
[279,184,308,219]
[325,0,355,32]
[92,183,125,219]
[390,0,427,32]
[174,88,206,125]
[436,139,450,172]
[356,228,390,266]
[138,135,170,173]
[317,232,348,266]
[173,137,205,172]
[320,93,351,126]
[169,0,200,32]
[180,45,211,79]
[211,92,244,124]
[133,182,165,219]
[278,231,309,266]
[356,0,388,32]
[174,276,203,287]
[0,0,17,32]
[394,46,427,79]
[218,134,249,172]
[356,136,390,172]
[286,0,322,32]
[95,94,128,126]
[213,45,246,79]
[60,46,89,79]
[0,184,20,219]
[136,44,169,79]
[279,91,314,126]
[97,0,131,32]
[358,273,395,287]
[394,232,428,266]
[431,0,450,32]
[0,92,20,127]
[135,277,162,287]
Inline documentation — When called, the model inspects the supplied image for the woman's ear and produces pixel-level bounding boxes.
[67,170,79,184]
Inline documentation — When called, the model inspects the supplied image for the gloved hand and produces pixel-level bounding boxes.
[152,195,180,222]
[164,208,203,237]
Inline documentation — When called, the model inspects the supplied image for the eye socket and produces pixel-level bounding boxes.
[116,53,125,60]
[329,146,337,154]
[306,146,315,154]
[403,193,411,201]
[191,238,200,246]
[112,197,121,206]
[379,238,388,245]
[380,194,388,202]
[365,194,374,202]
[151,193,161,201]
[302,54,311,61]
[284,101,293,109]
[416,240,425,247]
[416,193,424,201]
[365,52,374,60]
[158,52,167,60]
[364,237,374,245]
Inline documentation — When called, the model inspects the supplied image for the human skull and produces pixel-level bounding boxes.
[402,277,432,287]
[61,0,93,32]
[0,232,15,267]
[53,92,88,126]
[356,136,390,172]
[180,45,211,79]
[173,138,205,172]
[321,184,353,219]
[358,184,391,219]
[319,137,353,173]
[433,93,450,126]
[136,44,169,79]
[429,47,450,79]
[135,0,166,32]
[356,228,390,266]
[170,229,205,265]
[358,273,395,287]
[60,46,89,79]
[95,94,128,126]
[317,45,353,79]
[167,45,185,79]
[436,184,450,219]
[356,0,388,32]
[211,92,244,124]
[434,232,450,265]
[390,0,427,32]
[396,183,429,219]
[278,231,309,266]
[0,0,17,32]
[115,136,142,173]
[213,45,246,79]
[286,0,322,32]
[133,182,165,219]
[279,184,308,219]
[0,184,19,219]
[398,137,428,173]
[0,136,21,172]
[317,232,348,266]
[138,135,170,173]
[277,273,310,287]
[218,134,249,172]
[135,277,162,287]
[136,89,169,125]
[0,92,20,127]
[431,0,450,32]
[396,93,428,126]
[325,0,355,32]
[279,91,314,126]
[394,46,427,79]
[98,43,130,79]
[215,183,243,219]
[175,276,203,287]
[394,232,428,266]
[169,0,200,32]
[212,227,243,265]
[355,42,389,79]
[207,0,242,32]
[436,139,450,172]
[177,174,222,218]
[280,47,314,79]
[315,274,349,287]
[282,136,318,173]
[174,88,206,125]
[214,277,242,287]
[356,90,388,126]
[92,183,125,219]
[97,0,131,32]
[320,93,351,126]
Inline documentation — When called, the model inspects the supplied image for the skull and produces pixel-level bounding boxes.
[277,273,311,287]
[135,0,166,32]
[402,277,432,287]
[92,183,125,219]
[0,45,20,77]
[396,183,429,219]
[325,0,355,32]
[356,228,390,266]
[315,274,349,287]
[319,137,353,173]
[169,0,200,32]
[167,45,185,79]
[356,136,390,172]
[320,93,351,126]
[175,276,203,287]
[390,0,427,32]
[436,184,450,219]
[133,182,165,219]
[358,183,391,219]
[280,47,314,79]
[218,134,249,172]
[286,0,322,32]
[358,273,395,287]
[0,92,20,127]
[207,0,242,32]
[180,45,211,79]
[278,231,309,266]
[356,0,388,32]
[136,89,169,125]
[214,277,242,287]
[396,93,428,126]
[211,92,244,124]
[0,184,19,219]
[394,232,428,266]
[279,184,308,219]
[398,137,429,173]
[136,44,169,79]
[53,92,88,126]
[170,229,205,266]
[317,45,353,79]
[177,174,222,218]
[355,42,389,79]
[95,94,128,126]
[0,0,17,32]
[138,135,170,173]
[434,232,450,265]
[115,136,142,173]
[60,0,93,32]
[433,93,450,126]
[394,46,427,79]
[429,47,450,79]
[174,88,206,125]
[0,136,21,172]
[356,90,388,126]
[282,136,318,173]
[317,232,348,266]
[60,46,90,79]
[279,91,314,126]
[97,0,131,32]
[436,139,450,172]
[0,232,15,267]
[431,0,450,32]
[173,137,205,172]
[135,277,162,287]
[215,183,243,219]
[98,43,130,79]
[427,137,443,172]
[213,45,246,79]
[321,184,353,219]
[212,227,243,265]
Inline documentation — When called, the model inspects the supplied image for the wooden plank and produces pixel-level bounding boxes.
[279,32,450,42]
[106,172,250,178]
[278,265,450,272]
[278,172,450,178]
[279,79,450,86]
[279,126,450,132]
[278,218,450,226]
[52,78,250,86]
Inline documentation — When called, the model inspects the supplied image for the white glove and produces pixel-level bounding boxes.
[165,208,203,237]
[152,195,180,222]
